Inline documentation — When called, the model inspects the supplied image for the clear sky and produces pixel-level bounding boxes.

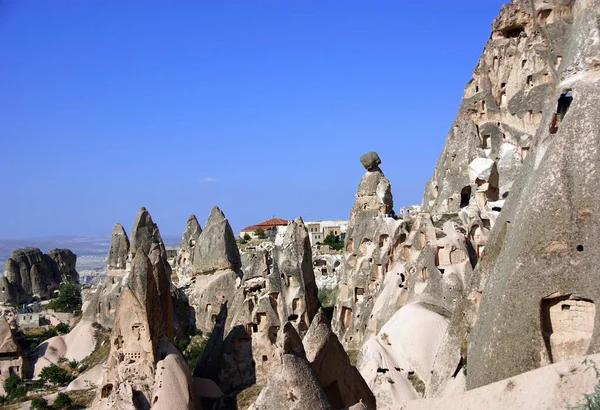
[0,0,506,239]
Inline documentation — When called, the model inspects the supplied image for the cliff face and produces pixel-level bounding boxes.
[467,0,600,389]
[1,247,79,304]
[422,0,573,216]
[413,0,600,395]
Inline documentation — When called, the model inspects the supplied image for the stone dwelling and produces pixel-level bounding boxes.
[239,217,289,239]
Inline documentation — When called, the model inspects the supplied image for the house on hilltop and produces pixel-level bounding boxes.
[239,217,289,239]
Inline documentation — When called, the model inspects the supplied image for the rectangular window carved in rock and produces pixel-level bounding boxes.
[541,296,595,364]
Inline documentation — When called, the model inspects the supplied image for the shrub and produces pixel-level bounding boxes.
[55,323,70,334]
[568,358,600,409]
[68,360,78,369]
[4,374,27,399]
[39,364,70,385]
[184,339,207,371]
[243,233,251,241]
[31,396,48,409]
[254,228,265,238]
[47,281,82,312]
[323,233,344,251]
[318,288,338,307]
[53,392,73,409]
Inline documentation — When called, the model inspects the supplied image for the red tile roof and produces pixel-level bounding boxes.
[241,217,288,232]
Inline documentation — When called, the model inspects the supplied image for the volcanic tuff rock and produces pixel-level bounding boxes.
[181,212,321,393]
[1,247,79,304]
[466,0,600,389]
[421,0,574,215]
[93,248,192,409]
[312,252,342,290]
[174,214,202,283]
[106,223,130,271]
[190,206,241,276]
[86,207,194,336]
[303,309,376,410]
[130,207,169,270]
[0,315,24,396]
[251,323,332,410]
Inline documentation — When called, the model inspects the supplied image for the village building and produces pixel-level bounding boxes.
[239,217,289,239]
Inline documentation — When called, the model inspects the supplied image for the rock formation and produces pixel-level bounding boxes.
[388,0,600,406]
[106,223,130,272]
[312,252,342,290]
[303,309,376,409]
[130,207,169,271]
[85,207,190,335]
[1,247,79,304]
[0,315,24,396]
[465,0,600,389]
[93,249,192,409]
[174,214,202,283]
[252,322,332,410]
[190,206,241,276]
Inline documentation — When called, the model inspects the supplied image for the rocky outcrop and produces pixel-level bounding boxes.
[0,315,24,395]
[252,322,332,410]
[93,247,191,409]
[130,207,169,269]
[304,309,375,409]
[106,223,130,271]
[330,153,476,406]
[332,153,406,349]
[466,0,600,389]
[190,206,241,276]
[421,0,573,215]
[174,214,202,283]
[312,253,342,290]
[1,247,79,304]
[85,207,186,333]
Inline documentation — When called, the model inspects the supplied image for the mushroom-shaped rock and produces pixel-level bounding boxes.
[191,206,241,275]
[304,309,376,410]
[252,323,332,410]
[106,223,130,270]
[360,151,382,171]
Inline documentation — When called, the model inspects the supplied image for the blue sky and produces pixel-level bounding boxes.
[0,0,505,238]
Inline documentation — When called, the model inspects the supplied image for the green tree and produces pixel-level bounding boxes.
[39,364,70,385]
[55,323,70,334]
[243,233,251,241]
[47,281,82,312]
[31,396,48,410]
[254,228,265,238]
[323,233,344,251]
[4,375,27,399]
[53,392,73,409]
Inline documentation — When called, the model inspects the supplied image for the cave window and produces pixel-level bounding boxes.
[460,186,472,208]
[189,239,196,248]
[521,146,529,160]
[550,90,573,134]
[422,267,429,281]
[482,134,491,149]
[503,26,524,38]
[354,287,365,303]
[527,75,533,87]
